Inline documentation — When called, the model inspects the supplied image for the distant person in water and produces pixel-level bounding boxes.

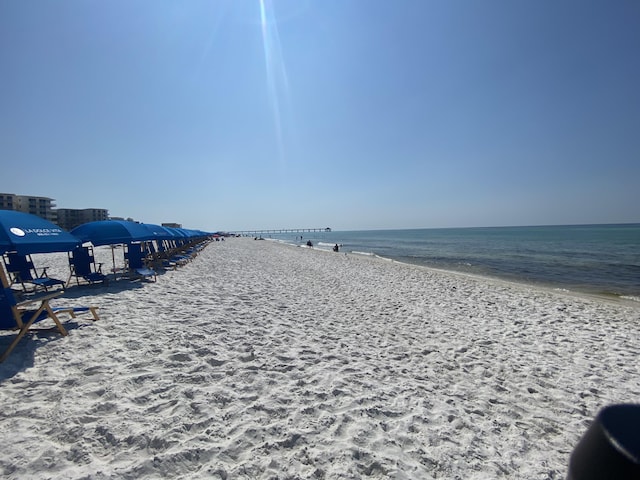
[306,240,313,247]
[333,244,339,252]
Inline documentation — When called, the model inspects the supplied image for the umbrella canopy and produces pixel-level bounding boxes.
[0,210,81,255]
[142,223,175,240]
[71,220,155,246]
[163,227,187,238]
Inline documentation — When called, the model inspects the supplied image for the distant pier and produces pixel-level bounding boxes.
[232,227,331,236]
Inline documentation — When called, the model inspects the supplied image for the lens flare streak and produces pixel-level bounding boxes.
[259,0,290,168]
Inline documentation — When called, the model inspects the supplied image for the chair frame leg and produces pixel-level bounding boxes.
[0,303,67,363]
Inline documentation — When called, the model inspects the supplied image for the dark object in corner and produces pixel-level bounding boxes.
[567,403,640,479]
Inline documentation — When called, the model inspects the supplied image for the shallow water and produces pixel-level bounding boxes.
[269,224,640,300]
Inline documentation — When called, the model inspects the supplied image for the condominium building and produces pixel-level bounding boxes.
[56,208,109,231]
[0,193,16,211]
[0,193,56,222]
[0,192,109,230]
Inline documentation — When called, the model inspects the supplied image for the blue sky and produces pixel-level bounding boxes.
[1,1,639,232]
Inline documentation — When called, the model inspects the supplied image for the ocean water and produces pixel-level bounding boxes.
[265,224,640,301]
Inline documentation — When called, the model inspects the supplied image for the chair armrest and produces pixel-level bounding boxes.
[15,291,63,308]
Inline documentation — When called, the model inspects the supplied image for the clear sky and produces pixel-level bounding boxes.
[1,1,639,232]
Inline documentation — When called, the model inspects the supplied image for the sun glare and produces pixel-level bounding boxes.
[259,0,291,169]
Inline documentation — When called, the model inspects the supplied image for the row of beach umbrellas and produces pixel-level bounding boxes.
[0,210,212,258]
[71,219,210,247]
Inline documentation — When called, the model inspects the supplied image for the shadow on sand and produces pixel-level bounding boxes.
[0,322,87,381]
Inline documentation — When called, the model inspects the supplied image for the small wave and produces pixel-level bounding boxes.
[318,242,343,247]
[620,295,640,303]
[352,251,375,257]
[264,238,301,248]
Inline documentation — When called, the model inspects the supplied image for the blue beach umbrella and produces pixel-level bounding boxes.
[70,220,155,246]
[163,226,186,239]
[70,220,158,275]
[0,210,81,288]
[141,223,174,240]
[0,210,81,255]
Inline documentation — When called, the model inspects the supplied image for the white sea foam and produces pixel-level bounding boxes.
[317,242,342,248]
[620,295,640,303]
[1,237,638,478]
[351,250,375,256]
[263,237,292,246]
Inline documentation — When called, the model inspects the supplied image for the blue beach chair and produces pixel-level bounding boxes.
[146,240,175,270]
[67,246,108,287]
[2,252,65,293]
[0,287,99,362]
[124,243,157,281]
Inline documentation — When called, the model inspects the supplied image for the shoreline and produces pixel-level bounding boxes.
[367,254,640,307]
[273,238,640,309]
[266,225,640,303]
[1,237,639,478]
[380,255,640,309]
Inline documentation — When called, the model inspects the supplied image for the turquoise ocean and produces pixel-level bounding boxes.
[265,224,640,302]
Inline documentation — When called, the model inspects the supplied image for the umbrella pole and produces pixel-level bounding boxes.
[0,260,10,288]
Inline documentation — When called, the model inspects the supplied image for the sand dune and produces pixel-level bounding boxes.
[1,237,638,479]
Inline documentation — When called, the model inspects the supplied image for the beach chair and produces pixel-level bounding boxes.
[67,245,108,287]
[124,243,156,281]
[146,241,179,271]
[3,252,65,293]
[0,287,99,362]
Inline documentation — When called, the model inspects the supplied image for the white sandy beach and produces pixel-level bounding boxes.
[1,237,639,479]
